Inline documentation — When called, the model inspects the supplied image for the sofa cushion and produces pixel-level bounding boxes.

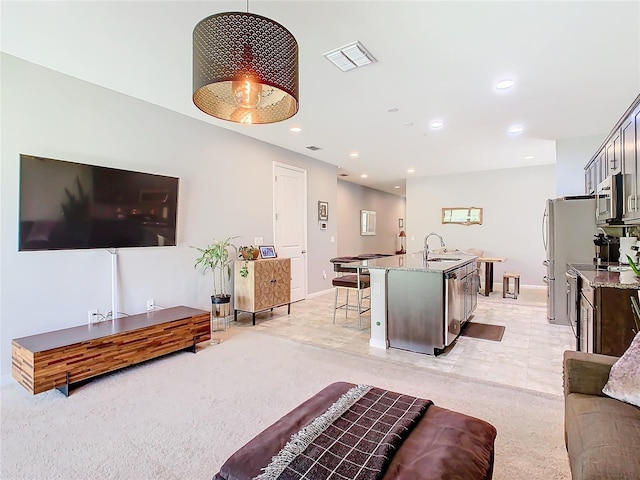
[602,331,640,407]
[566,392,640,480]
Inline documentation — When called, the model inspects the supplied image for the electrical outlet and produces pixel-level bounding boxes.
[147,299,155,311]
[322,270,327,279]
[88,309,98,325]
[254,237,263,246]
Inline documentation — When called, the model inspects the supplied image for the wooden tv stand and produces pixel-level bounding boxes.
[11,306,210,396]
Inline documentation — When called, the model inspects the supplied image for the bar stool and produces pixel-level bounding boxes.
[329,257,370,328]
[503,272,520,299]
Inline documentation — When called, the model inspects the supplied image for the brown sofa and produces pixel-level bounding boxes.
[563,350,640,479]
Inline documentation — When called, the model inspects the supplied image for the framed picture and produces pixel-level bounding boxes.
[318,201,329,221]
[259,245,277,259]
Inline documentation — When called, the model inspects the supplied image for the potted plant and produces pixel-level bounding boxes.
[238,245,260,278]
[192,237,238,337]
[239,245,260,260]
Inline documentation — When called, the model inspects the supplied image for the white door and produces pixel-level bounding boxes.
[273,163,307,302]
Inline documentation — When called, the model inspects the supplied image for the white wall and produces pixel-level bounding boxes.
[406,165,556,286]
[0,54,338,378]
[336,181,406,256]
[555,134,605,197]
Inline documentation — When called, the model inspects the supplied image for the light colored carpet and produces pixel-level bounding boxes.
[1,330,570,480]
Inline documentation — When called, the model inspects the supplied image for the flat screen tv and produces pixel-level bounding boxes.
[19,154,179,251]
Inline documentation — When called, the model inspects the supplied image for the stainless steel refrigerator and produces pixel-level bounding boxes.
[543,196,596,326]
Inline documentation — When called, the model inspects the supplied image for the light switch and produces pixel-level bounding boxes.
[410,235,415,241]
[254,237,263,245]
[330,236,335,243]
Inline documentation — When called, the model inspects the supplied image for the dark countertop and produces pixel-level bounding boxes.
[569,262,640,289]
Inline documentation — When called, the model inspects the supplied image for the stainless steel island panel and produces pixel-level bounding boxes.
[387,269,445,355]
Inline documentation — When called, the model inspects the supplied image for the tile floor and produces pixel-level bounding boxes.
[223,283,575,396]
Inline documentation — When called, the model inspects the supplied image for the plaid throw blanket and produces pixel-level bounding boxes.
[255,385,432,480]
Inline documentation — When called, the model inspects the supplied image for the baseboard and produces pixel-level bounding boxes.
[369,338,387,349]
[306,288,334,299]
[491,283,546,290]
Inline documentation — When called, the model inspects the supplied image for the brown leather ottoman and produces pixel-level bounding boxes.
[214,382,496,480]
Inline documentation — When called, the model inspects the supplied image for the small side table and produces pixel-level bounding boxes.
[477,257,507,296]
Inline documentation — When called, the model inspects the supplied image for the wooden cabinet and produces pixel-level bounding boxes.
[605,129,622,176]
[461,262,478,321]
[586,94,640,207]
[585,159,596,195]
[622,103,640,222]
[234,258,291,325]
[579,283,637,356]
[585,150,606,194]
[11,306,210,396]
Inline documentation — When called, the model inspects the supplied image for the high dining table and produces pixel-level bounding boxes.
[477,257,507,296]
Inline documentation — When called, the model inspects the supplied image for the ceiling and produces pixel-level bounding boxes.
[2,1,639,195]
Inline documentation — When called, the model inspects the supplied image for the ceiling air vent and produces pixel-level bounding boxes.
[324,41,376,72]
[306,145,322,151]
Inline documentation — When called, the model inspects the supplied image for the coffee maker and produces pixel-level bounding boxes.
[593,233,620,263]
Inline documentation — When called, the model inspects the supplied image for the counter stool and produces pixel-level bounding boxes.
[503,272,520,299]
[332,273,370,328]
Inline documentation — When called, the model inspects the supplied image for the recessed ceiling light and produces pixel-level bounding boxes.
[350,152,359,158]
[361,173,368,178]
[507,124,524,135]
[407,168,415,174]
[394,185,400,189]
[429,119,444,129]
[289,126,302,133]
[496,79,515,90]
[525,155,534,160]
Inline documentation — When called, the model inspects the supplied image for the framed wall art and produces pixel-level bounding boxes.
[361,210,376,235]
[318,201,328,221]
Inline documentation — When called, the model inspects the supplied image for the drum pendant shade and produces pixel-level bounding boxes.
[193,12,299,124]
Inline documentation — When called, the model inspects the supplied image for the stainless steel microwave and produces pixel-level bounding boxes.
[596,174,622,224]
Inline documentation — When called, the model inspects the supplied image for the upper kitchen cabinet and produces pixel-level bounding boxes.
[586,94,640,225]
[584,158,597,194]
[621,99,640,223]
[605,129,622,176]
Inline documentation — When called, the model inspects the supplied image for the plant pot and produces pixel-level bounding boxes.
[211,294,231,317]
[252,249,260,259]
[210,294,231,344]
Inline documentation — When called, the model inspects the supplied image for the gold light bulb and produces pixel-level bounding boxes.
[232,77,262,109]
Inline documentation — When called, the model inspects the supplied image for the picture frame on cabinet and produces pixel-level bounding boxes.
[259,245,277,259]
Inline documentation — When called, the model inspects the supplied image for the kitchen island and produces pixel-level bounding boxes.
[347,252,478,355]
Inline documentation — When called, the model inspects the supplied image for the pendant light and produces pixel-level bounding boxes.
[192,3,299,125]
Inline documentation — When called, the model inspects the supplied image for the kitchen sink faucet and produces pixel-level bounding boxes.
[424,233,446,260]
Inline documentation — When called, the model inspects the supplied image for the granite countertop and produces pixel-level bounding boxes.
[569,262,640,289]
[347,252,477,273]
